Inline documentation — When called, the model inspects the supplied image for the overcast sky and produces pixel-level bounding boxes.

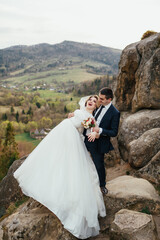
[0,0,159,50]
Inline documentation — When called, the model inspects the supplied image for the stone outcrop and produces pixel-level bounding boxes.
[106,175,160,202]
[135,151,160,185]
[118,110,160,162]
[115,33,160,112]
[0,156,26,217]
[1,173,160,240]
[1,199,77,240]
[110,209,158,240]
[128,128,160,168]
[115,33,160,186]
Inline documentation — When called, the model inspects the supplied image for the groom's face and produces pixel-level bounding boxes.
[99,93,111,106]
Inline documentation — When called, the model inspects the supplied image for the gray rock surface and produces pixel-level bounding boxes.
[135,151,160,185]
[110,209,158,240]
[118,110,160,162]
[106,175,159,201]
[128,128,160,168]
[1,199,76,240]
[1,173,160,240]
[115,33,160,112]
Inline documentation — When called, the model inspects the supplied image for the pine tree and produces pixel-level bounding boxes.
[27,106,33,116]
[0,122,19,180]
[2,113,7,121]
[36,102,41,108]
[64,105,68,113]
[15,111,19,122]
[10,106,15,113]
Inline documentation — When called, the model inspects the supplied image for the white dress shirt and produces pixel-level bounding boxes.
[95,102,112,134]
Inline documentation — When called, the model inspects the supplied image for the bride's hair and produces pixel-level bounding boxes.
[85,95,99,108]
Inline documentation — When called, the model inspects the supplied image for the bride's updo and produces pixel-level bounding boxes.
[85,95,99,108]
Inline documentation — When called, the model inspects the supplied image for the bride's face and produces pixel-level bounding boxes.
[86,97,97,111]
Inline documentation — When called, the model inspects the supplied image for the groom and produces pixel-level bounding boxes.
[85,87,120,194]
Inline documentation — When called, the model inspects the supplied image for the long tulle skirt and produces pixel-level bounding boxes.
[14,119,106,239]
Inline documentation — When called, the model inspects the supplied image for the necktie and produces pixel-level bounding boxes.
[95,105,105,121]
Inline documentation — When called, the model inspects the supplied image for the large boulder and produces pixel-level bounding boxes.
[106,175,159,201]
[0,198,109,240]
[128,128,160,168]
[118,110,160,162]
[115,33,160,112]
[1,199,77,240]
[103,175,160,218]
[110,209,158,240]
[135,151,160,185]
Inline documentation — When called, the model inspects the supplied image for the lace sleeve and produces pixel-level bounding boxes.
[69,110,84,128]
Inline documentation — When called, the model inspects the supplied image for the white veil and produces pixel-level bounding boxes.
[78,96,90,110]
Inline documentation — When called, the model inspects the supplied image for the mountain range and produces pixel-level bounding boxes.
[0,41,121,74]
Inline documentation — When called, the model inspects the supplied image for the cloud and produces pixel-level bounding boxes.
[0,0,159,49]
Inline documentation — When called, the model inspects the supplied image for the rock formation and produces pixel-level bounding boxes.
[128,128,160,168]
[115,33,160,189]
[135,151,160,184]
[110,209,157,240]
[118,110,160,162]
[115,32,160,112]
[0,169,160,239]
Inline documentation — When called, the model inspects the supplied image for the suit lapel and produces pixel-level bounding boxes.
[99,104,113,126]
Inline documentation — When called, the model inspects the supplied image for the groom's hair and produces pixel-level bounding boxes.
[100,87,113,100]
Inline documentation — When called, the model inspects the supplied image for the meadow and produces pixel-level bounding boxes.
[15,133,41,157]
[1,60,104,89]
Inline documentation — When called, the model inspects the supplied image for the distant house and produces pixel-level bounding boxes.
[30,128,51,140]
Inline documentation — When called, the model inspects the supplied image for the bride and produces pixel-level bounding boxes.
[14,95,106,239]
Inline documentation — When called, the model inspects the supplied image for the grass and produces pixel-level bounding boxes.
[10,64,34,76]
[1,65,101,87]
[0,196,29,222]
[15,133,41,158]
[140,206,151,215]
[0,106,23,113]
[37,90,80,102]
[0,106,11,113]
[15,133,40,146]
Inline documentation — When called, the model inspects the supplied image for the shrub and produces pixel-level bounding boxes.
[141,30,157,40]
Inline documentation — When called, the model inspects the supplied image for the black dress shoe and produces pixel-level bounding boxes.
[101,187,108,194]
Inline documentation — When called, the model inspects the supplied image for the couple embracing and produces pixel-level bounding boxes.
[14,87,120,239]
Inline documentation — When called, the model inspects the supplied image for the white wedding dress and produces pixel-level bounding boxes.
[14,108,106,239]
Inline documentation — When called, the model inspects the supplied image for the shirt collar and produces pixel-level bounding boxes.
[104,102,112,110]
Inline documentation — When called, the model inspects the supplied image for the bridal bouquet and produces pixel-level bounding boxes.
[81,117,95,129]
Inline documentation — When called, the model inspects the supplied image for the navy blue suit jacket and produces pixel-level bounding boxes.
[84,104,120,154]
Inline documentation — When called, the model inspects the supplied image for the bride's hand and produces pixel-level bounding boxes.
[88,132,97,142]
[68,112,74,118]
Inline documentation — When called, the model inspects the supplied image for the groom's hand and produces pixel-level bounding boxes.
[68,112,74,118]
